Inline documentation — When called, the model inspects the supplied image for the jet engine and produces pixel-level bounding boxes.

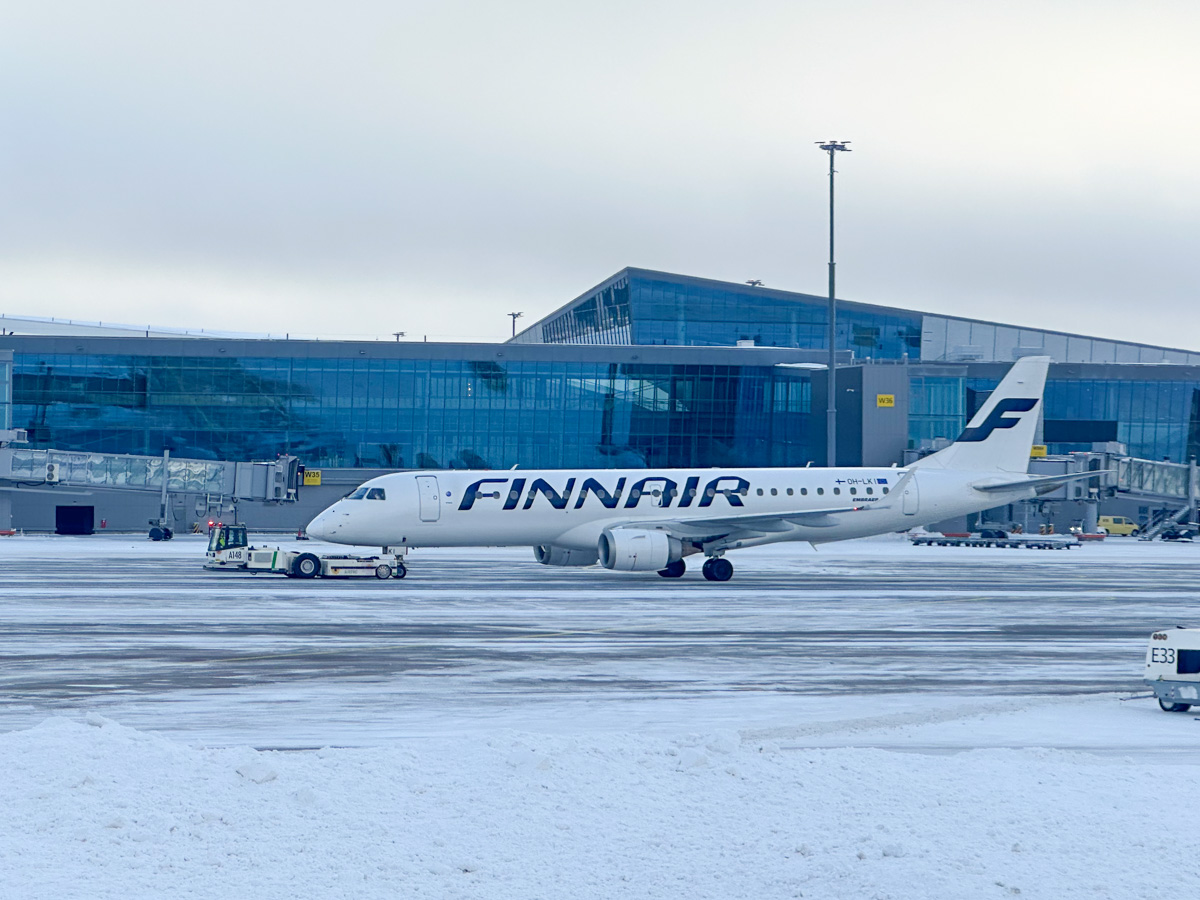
[533,544,600,567]
[597,529,683,572]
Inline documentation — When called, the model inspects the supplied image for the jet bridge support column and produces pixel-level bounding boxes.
[1082,499,1099,535]
[1191,458,1199,525]
[0,492,11,531]
[158,448,170,531]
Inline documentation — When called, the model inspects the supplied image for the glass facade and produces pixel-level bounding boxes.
[519,268,1200,367]
[519,269,923,358]
[908,375,966,448]
[920,316,1200,366]
[529,276,633,345]
[10,343,817,469]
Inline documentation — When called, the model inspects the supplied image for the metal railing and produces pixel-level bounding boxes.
[1114,457,1192,502]
[1,448,299,503]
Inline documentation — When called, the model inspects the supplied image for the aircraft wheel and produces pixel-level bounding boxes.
[394,562,407,579]
[702,557,733,582]
[658,559,686,578]
[293,553,320,578]
[375,564,392,579]
[148,526,164,541]
[1159,698,1191,712]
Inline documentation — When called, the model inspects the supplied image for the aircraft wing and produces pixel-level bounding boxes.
[629,504,869,543]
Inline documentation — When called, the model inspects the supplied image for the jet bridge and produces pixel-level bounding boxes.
[1112,456,1199,540]
[0,447,300,536]
[1024,451,1198,538]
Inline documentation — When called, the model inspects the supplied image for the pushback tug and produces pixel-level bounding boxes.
[204,522,404,579]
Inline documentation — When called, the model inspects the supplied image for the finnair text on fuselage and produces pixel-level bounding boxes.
[455,473,891,513]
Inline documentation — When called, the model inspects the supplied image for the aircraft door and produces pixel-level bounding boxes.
[901,475,919,515]
[416,475,441,522]
[642,479,670,508]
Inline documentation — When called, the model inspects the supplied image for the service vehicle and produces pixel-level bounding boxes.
[1144,627,1200,711]
[204,523,405,579]
[1098,515,1140,536]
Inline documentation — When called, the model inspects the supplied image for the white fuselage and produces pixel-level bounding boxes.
[305,466,1034,551]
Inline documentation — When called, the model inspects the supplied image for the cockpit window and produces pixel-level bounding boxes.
[366,488,386,500]
[347,487,370,500]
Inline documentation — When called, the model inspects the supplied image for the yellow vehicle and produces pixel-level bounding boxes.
[1099,515,1140,536]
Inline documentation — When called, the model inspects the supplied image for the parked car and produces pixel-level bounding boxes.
[1098,515,1140,536]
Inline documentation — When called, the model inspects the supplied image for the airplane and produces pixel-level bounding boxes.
[305,355,1095,581]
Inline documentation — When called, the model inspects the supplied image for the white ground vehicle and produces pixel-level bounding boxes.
[1144,627,1200,711]
[203,524,405,579]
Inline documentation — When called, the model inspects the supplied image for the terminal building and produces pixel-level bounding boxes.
[3,267,1199,534]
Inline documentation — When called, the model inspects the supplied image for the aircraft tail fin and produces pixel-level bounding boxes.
[912,356,1050,474]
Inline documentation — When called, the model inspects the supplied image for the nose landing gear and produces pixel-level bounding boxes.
[701,557,733,582]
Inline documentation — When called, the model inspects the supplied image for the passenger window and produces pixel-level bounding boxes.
[833,488,841,495]
[817,488,824,495]
[883,487,889,494]
[800,488,807,495]
[757,488,764,496]
[770,488,778,496]
[786,488,793,496]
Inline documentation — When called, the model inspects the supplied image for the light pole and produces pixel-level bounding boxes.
[817,140,850,466]
[508,311,524,338]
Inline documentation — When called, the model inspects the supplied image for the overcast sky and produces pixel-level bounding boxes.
[1,1,1197,345]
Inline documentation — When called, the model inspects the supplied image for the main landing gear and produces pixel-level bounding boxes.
[657,557,734,580]
[701,557,733,582]
[657,559,686,578]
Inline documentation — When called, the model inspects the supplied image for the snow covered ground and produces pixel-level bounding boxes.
[2,534,1198,898]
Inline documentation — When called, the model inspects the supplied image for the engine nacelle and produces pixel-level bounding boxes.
[597,529,682,572]
[533,544,599,567]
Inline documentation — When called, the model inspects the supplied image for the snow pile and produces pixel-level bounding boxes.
[4,713,1196,899]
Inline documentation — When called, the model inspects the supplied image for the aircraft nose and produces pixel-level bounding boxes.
[306,509,335,540]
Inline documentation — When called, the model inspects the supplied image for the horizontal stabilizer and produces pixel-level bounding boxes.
[972,470,1110,493]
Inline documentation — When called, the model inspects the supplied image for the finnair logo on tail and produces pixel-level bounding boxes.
[956,398,1039,443]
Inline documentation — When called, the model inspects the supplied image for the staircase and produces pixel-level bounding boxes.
[1139,506,1193,541]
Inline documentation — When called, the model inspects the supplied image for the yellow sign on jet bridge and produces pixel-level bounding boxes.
[1030,445,1047,458]
[303,469,323,486]
[876,394,895,408]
